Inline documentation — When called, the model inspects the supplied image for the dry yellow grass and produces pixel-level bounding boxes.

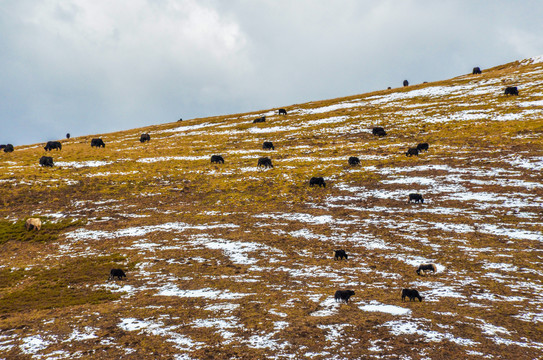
[0,57,542,359]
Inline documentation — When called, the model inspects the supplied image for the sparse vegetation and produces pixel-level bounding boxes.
[0,57,542,358]
[0,218,86,244]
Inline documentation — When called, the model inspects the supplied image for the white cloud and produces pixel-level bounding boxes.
[21,0,246,58]
[1,0,543,145]
[501,28,543,57]
[0,0,251,143]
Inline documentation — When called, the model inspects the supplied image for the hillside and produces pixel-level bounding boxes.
[0,56,542,359]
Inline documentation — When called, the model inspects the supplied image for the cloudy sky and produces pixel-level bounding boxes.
[1,0,542,146]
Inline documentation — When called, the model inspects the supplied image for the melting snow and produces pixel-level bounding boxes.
[155,285,251,299]
[359,301,411,315]
[55,160,113,168]
[20,335,53,355]
[384,320,478,346]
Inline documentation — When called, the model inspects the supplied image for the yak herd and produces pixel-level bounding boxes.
[13,67,510,303]
[27,117,436,305]
[334,247,435,304]
[0,144,14,153]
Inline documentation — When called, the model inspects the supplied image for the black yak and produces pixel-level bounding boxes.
[416,143,429,152]
[39,156,54,167]
[401,289,422,302]
[335,290,355,303]
[504,86,519,96]
[408,193,424,203]
[348,156,360,166]
[140,133,151,143]
[262,141,275,150]
[309,177,326,187]
[257,157,273,168]
[109,269,126,281]
[211,155,224,164]
[44,141,62,151]
[334,250,348,260]
[91,138,105,148]
[372,127,387,137]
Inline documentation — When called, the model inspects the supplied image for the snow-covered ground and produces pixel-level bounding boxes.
[1,55,542,359]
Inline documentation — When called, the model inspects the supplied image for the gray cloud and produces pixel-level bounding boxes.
[1,0,542,145]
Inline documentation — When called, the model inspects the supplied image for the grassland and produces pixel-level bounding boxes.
[0,56,542,359]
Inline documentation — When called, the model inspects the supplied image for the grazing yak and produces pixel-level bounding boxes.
[473,67,482,75]
[3,144,14,153]
[25,218,42,231]
[44,141,62,151]
[66,133,70,139]
[109,268,126,281]
[403,80,409,87]
[39,156,54,167]
[375,129,387,137]
[262,141,275,150]
[348,156,360,166]
[257,157,273,168]
[309,177,326,187]
[402,289,423,302]
[335,290,355,303]
[278,108,287,115]
[91,138,105,148]
[405,147,419,157]
[408,193,424,203]
[416,264,437,276]
[334,249,348,260]
[210,155,224,164]
[505,86,519,96]
[253,116,266,123]
[372,127,387,137]
[140,133,151,143]
[416,143,429,152]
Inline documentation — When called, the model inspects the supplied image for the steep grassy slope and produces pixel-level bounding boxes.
[0,56,542,359]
